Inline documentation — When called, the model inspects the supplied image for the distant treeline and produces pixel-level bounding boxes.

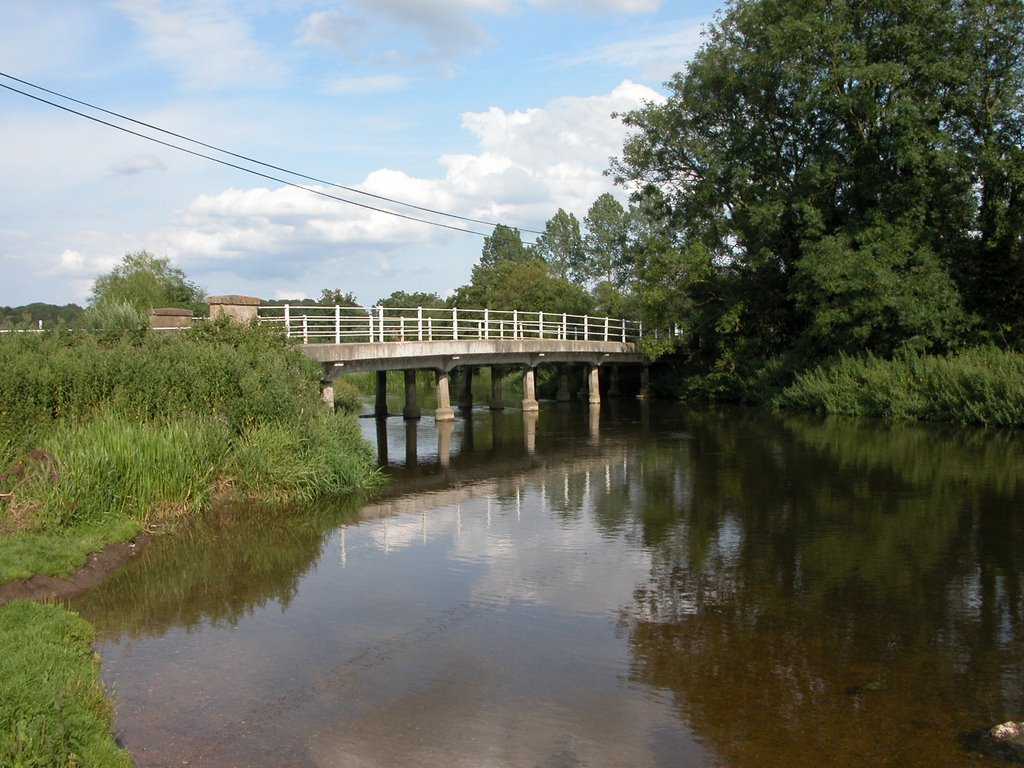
[1,303,85,329]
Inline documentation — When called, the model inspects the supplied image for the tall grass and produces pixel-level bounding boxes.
[228,410,380,501]
[777,347,1024,426]
[13,411,229,530]
[0,320,381,579]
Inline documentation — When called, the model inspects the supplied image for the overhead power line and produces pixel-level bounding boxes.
[0,71,545,239]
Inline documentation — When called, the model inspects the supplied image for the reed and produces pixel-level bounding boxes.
[777,347,1024,426]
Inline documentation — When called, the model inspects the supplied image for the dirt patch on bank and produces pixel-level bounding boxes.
[0,535,151,605]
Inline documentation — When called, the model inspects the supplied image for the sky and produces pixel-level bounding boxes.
[0,0,724,308]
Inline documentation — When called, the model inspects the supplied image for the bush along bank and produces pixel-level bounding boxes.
[0,319,382,584]
[775,347,1024,427]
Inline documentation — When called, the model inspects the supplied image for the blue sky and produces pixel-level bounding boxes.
[1,0,723,308]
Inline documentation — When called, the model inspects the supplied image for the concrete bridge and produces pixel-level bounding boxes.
[236,300,651,421]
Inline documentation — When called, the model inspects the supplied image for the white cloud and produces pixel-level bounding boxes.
[143,80,659,299]
[57,249,86,271]
[297,0,498,68]
[109,155,168,175]
[529,0,660,11]
[559,22,708,81]
[325,74,411,95]
[113,0,287,89]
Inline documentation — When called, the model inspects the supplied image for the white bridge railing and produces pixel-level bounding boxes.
[257,305,643,345]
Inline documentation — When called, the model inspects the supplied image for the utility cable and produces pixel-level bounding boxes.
[0,72,545,240]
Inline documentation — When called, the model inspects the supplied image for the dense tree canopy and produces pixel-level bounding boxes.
[612,0,1024,390]
[89,250,205,314]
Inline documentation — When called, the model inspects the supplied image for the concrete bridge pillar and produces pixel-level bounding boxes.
[375,370,389,419]
[405,420,418,466]
[556,365,572,402]
[403,370,421,420]
[637,364,651,400]
[522,367,539,413]
[320,379,335,410]
[587,364,601,406]
[435,369,455,422]
[459,366,475,411]
[608,365,621,399]
[489,366,505,410]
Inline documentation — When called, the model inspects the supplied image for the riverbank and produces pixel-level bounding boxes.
[0,320,383,767]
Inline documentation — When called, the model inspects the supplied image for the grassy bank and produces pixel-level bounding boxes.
[0,321,381,766]
[0,600,131,767]
[776,347,1024,426]
[0,320,381,583]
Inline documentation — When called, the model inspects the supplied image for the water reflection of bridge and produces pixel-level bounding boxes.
[356,403,651,524]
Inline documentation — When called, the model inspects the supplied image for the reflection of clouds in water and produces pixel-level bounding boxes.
[357,474,653,619]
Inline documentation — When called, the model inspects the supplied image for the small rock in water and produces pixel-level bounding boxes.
[960,721,1024,763]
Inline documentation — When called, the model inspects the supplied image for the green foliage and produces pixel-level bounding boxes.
[534,209,584,281]
[612,0,1024,384]
[332,377,364,414]
[318,288,361,306]
[227,410,380,501]
[89,250,205,314]
[0,320,380,579]
[17,411,227,530]
[777,347,1024,426]
[794,223,969,356]
[478,223,532,269]
[0,303,84,330]
[0,601,131,768]
[376,290,446,309]
[582,193,631,287]
[453,224,594,314]
[78,298,148,334]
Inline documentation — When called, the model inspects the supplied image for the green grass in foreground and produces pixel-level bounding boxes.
[0,601,131,768]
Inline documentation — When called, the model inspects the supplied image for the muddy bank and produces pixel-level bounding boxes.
[0,535,150,605]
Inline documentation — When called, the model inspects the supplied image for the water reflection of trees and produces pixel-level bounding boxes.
[70,499,364,638]
[612,409,1024,768]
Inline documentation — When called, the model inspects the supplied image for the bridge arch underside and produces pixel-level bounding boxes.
[303,339,649,420]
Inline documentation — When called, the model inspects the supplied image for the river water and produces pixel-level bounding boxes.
[70,401,1023,767]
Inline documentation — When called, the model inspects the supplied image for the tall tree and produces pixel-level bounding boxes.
[318,288,361,306]
[479,224,533,269]
[582,194,631,287]
[90,250,205,314]
[612,0,1023,372]
[534,209,584,281]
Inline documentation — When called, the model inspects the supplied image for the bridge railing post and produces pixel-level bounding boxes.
[284,303,291,337]
[452,307,459,341]
[417,307,423,341]
[302,314,308,343]
[513,309,519,339]
[377,306,384,343]
[584,314,589,341]
[538,311,544,339]
[484,308,489,340]
[562,313,567,341]
[604,316,609,342]
[334,305,341,344]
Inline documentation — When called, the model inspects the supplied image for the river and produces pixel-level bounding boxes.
[69,401,1024,767]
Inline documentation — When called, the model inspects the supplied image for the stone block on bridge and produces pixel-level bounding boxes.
[148,307,193,332]
[208,295,261,323]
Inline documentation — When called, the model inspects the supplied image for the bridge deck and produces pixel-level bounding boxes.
[304,337,645,375]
